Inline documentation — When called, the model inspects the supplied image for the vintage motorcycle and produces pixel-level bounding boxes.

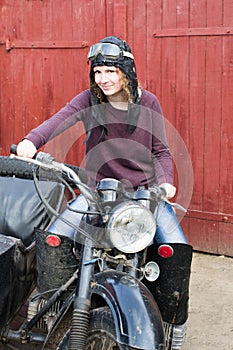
[0,147,192,350]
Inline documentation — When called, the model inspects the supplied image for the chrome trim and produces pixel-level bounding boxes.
[163,321,187,350]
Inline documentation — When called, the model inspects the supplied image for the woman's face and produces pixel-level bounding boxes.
[93,66,124,99]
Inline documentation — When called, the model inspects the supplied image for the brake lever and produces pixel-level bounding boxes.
[164,199,187,213]
[148,185,187,213]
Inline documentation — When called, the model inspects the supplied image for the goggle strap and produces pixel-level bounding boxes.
[122,51,134,60]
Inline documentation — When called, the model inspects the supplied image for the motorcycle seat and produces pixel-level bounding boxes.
[0,177,65,246]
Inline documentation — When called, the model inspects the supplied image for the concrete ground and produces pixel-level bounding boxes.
[183,252,233,350]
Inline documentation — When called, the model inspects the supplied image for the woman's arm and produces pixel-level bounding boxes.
[17,90,91,157]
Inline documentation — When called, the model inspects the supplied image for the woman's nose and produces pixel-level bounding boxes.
[99,72,108,83]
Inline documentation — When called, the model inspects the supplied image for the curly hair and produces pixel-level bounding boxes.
[91,68,134,104]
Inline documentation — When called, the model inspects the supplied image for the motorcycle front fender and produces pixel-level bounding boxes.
[93,270,165,350]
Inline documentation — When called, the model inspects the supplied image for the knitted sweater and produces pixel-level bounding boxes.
[25,89,173,189]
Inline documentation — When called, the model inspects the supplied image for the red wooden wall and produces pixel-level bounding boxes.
[0,0,233,255]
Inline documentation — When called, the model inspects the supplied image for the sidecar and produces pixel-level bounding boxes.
[0,174,65,332]
[0,234,36,331]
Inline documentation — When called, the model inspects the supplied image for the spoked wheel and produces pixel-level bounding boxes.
[57,307,134,350]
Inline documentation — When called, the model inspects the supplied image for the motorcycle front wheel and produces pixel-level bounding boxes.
[57,306,134,350]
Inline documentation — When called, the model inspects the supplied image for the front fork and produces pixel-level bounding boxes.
[68,238,94,350]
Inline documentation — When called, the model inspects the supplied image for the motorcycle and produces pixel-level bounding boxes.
[0,146,192,350]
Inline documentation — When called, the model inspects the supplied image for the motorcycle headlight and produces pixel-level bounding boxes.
[107,202,156,253]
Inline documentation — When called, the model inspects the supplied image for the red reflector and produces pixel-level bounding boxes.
[158,244,174,258]
[46,234,61,247]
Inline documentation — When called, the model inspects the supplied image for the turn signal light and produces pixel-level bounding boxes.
[46,234,61,247]
[158,244,174,258]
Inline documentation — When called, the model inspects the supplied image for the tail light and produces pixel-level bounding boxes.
[46,234,61,247]
[158,244,174,258]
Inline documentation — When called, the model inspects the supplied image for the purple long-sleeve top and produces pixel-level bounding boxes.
[25,89,173,189]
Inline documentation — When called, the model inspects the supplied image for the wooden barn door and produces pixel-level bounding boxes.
[150,1,233,256]
[0,0,233,255]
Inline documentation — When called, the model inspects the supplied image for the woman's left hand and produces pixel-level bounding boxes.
[159,183,176,199]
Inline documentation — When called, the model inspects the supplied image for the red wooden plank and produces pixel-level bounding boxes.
[92,0,106,41]
[188,0,207,212]
[153,27,233,37]
[51,1,62,41]
[40,50,55,121]
[146,0,162,95]
[219,222,233,257]
[162,0,177,29]
[12,50,26,142]
[188,37,206,210]
[111,0,127,38]
[0,1,14,153]
[160,38,176,125]
[223,0,233,26]
[31,0,43,39]
[175,35,189,143]
[160,0,177,125]
[0,48,12,154]
[181,217,219,254]
[21,0,33,39]
[220,36,233,215]
[0,46,4,154]
[174,0,189,139]
[60,0,73,41]
[174,35,190,206]
[40,0,52,41]
[176,0,189,28]
[124,0,134,50]
[203,36,222,212]
[200,0,224,252]
[105,0,114,36]
[207,0,223,26]
[190,0,207,28]
[22,50,42,136]
[132,0,147,87]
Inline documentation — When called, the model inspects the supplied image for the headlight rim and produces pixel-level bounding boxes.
[107,201,156,253]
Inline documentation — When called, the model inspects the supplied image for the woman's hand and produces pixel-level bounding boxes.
[159,183,176,199]
[16,139,37,158]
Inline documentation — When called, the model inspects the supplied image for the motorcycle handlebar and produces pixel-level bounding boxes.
[10,144,98,205]
[10,145,186,212]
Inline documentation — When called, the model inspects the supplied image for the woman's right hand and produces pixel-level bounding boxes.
[16,139,37,158]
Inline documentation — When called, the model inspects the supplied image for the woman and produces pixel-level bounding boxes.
[16,36,192,349]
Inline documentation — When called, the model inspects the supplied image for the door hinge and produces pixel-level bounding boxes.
[4,38,89,51]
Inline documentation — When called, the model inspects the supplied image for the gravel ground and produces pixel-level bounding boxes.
[183,252,233,350]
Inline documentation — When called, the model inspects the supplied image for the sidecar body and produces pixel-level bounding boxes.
[0,176,65,332]
[0,234,36,331]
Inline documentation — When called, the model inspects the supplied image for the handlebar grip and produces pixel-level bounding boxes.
[10,144,18,155]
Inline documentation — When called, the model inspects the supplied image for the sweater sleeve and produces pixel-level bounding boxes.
[25,90,91,149]
[151,119,174,186]
[142,90,174,186]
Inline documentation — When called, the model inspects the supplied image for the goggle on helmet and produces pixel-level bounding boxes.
[88,42,134,62]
